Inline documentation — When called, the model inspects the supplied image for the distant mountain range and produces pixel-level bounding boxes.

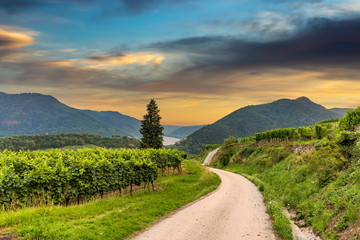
[175,97,351,154]
[0,92,202,139]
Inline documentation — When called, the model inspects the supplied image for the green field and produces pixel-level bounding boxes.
[0,160,220,239]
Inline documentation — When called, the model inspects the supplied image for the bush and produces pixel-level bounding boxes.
[339,107,360,131]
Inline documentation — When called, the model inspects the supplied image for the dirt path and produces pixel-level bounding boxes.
[202,148,219,166]
[131,152,276,240]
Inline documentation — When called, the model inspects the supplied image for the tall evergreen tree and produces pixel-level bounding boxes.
[140,99,164,149]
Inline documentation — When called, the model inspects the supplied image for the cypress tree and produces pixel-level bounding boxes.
[140,99,164,149]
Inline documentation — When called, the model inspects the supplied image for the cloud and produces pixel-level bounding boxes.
[86,52,164,67]
[116,16,360,96]
[0,26,35,48]
[151,17,360,73]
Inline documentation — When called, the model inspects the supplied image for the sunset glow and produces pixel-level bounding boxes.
[0,0,359,125]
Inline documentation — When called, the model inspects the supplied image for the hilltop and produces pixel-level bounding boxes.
[0,92,201,139]
[175,97,348,154]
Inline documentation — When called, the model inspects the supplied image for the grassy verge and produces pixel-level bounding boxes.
[214,142,359,240]
[0,160,220,240]
[223,165,293,240]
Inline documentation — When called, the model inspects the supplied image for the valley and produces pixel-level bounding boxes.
[0,94,358,240]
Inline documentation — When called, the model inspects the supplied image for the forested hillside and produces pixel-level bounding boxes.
[211,107,360,240]
[0,92,201,140]
[175,97,345,154]
[0,133,140,151]
[0,93,124,137]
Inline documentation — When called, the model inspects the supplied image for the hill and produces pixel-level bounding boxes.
[210,108,360,240]
[81,110,141,138]
[175,97,343,154]
[330,108,353,117]
[0,92,201,139]
[0,93,121,137]
[166,125,206,139]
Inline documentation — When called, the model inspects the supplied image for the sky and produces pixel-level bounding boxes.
[1,0,360,125]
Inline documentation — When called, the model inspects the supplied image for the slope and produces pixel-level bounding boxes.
[81,110,141,138]
[0,92,203,139]
[166,125,206,139]
[175,97,342,153]
[211,109,360,240]
[0,93,121,137]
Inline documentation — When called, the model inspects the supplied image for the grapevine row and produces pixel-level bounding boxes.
[0,148,185,209]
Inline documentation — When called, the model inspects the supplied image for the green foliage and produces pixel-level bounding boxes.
[238,136,256,143]
[217,145,236,167]
[315,125,327,139]
[140,99,164,149]
[0,148,185,210]
[256,128,299,142]
[336,131,359,160]
[223,136,237,146]
[317,118,339,124]
[0,161,220,240]
[218,135,360,240]
[176,97,341,154]
[298,126,313,139]
[0,133,140,151]
[339,107,360,131]
[204,144,220,150]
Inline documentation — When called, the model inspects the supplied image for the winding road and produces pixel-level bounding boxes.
[131,151,276,240]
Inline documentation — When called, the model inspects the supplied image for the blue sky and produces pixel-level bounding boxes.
[1,0,360,125]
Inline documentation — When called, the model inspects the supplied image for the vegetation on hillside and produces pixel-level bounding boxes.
[0,161,220,240]
[175,97,343,154]
[0,133,140,151]
[0,148,185,210]
[211,107,360,240]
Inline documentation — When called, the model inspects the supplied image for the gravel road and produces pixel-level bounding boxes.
[131,152,276,240]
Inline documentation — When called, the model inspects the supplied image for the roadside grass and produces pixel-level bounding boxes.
[218,142,360,240]
[0,160,220,240]
[223,164,293,240]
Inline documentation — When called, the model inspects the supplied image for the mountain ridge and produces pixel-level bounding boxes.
[175,97,347,153]
[0,92,201,139]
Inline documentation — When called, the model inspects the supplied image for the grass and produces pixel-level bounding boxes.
[223,165,293,240]
[0,160,220,240]
[213,140,360,240]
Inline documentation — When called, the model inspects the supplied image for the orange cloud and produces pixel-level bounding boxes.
[0,27,35,49]
[85,52,165,69]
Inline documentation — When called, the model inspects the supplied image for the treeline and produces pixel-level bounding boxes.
[230,110,360,145]
[0,133,140,151]
[339,107,360,131]
[254,124,330,142]
[0,148,185,209]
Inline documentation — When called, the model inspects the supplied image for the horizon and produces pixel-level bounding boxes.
[0,91,355,126]
[1,0,360,125]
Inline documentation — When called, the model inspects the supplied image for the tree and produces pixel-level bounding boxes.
[140,99,164,149]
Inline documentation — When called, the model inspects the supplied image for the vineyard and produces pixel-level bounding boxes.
[0,148,185,210]
[253,124,332,142]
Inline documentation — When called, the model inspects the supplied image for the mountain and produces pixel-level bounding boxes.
[81,110,141,138]
[175,97,343,154]
[163,125,182,135]
[166,125,206,139]
[0,92,201,139]
[329,108,353,117]
[0,93,122,137]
